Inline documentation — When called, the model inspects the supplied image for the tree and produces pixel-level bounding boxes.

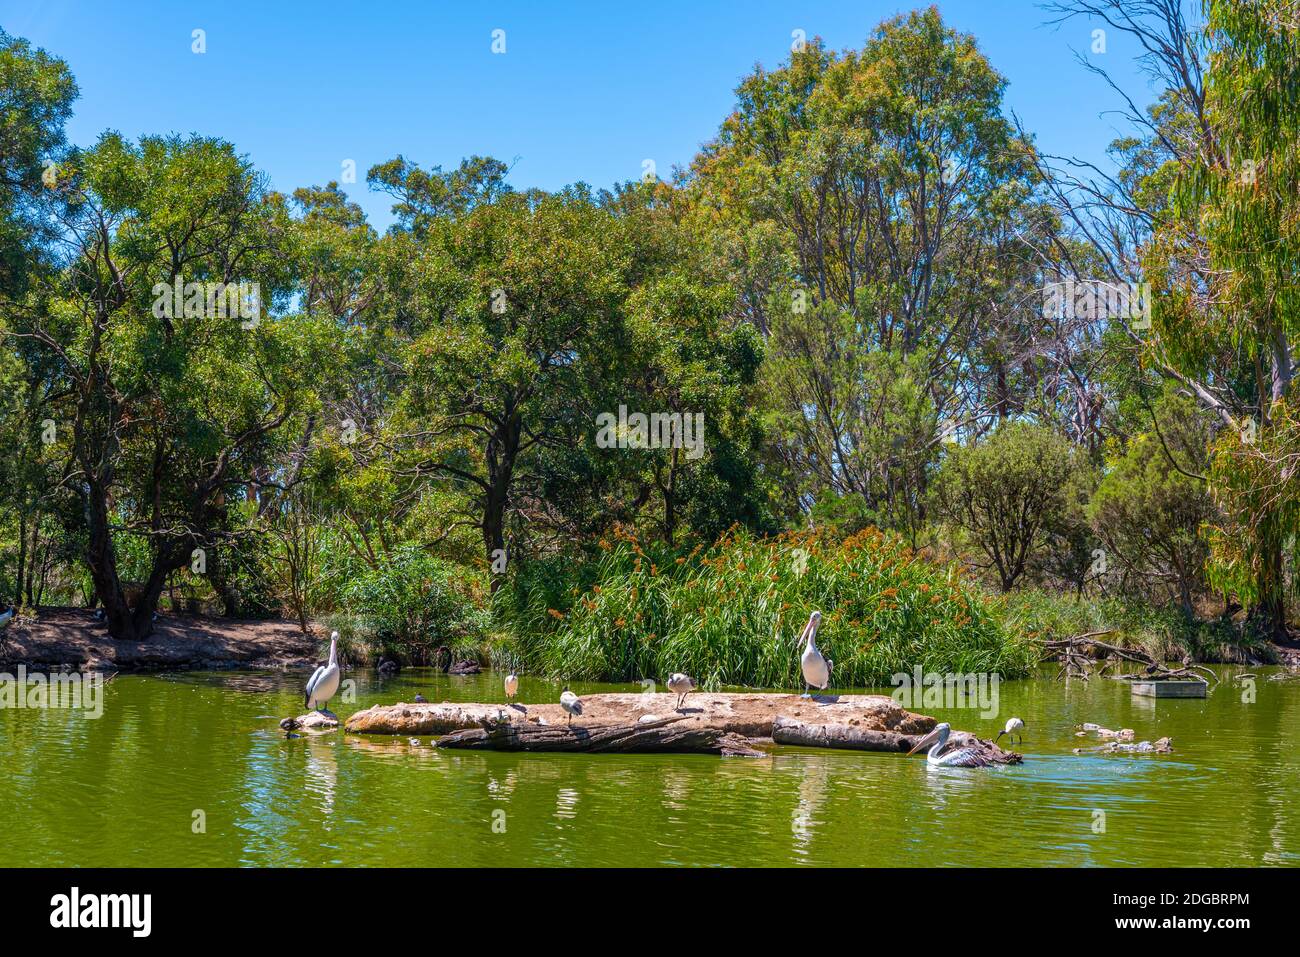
[1089,389,1215,612]
[12,134,318,639]
[933,421,1087,591]
[371,159,629,579]
[690,8,1056,528]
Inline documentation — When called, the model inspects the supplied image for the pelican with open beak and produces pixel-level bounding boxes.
[906,722,993,768]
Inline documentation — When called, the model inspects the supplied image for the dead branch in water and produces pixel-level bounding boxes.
[1041,630,1220,686]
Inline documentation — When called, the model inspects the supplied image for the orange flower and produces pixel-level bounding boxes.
[548,609,564,620]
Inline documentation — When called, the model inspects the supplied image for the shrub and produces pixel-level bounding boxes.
[499,525,1033,686]
[932,421,1089,591]
[333,548,490,664]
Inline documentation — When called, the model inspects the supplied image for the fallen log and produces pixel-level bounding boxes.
[435,714,764,757]
[345,692,935,738]
[772,715,1022,764]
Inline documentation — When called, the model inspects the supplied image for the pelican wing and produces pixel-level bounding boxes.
[940,747,994,768]
[304,664,326,706]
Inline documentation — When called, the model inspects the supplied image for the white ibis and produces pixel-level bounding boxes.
[304,632,341,714]
[667,673,694,711]
[797,611,831,698]
[996,717,1025,746]
[560,686,582,725]
[907,722,993,767]
[504,671,519,705]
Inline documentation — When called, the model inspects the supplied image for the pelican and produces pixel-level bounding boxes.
[996,717,1025,746]
[560,686,582,725]
[667,673,694,711]
[504,671,519,705]
[907,722,993,768]
[797,611,832,698]
[304,631,341,714]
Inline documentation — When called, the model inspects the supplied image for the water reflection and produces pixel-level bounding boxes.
[3,665,1300,866]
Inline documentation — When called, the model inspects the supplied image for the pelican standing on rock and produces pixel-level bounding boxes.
[797,611,832,698]
[304,631,341,714]
[907,722,993,768]
[504,670,519,706]
[996,717,1025,747]
[667,673,694,711]
[560,686,582,725]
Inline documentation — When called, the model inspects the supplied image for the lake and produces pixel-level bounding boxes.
[1,666,1296,866]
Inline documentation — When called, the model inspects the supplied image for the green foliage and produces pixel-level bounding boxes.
[500,526,1032,687]
[996,587,1267,664]
[331,547,490,663]
[1089,389,1214,609]
[933,421,1092,591]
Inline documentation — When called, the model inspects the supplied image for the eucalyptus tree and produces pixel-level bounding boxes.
[690,9,1047,530]
[11,134,318,639]
[370,158,630,577]
[1043,0,1300,634]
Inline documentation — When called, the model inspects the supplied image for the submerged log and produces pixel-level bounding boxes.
[1074,736,1173,755]
[772,715,1022,764]
[436,715,764,757]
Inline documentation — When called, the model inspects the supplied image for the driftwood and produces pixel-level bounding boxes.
[1074,736,1174,755]
[435,715,765,757]
[771,716,1022,764]
[1043,630,1220,686]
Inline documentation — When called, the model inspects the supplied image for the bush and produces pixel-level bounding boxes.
[332,548,490,664]
[499,525,1034,686]
[933,421,1089,591]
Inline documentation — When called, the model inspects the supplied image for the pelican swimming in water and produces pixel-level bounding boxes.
[996,717,1025,746]
[907,722,993,768]
[504,671,519,705]
[667,673,694,711]
[560,686,582,725]
[304,631,341,714]
[797,611,832,698]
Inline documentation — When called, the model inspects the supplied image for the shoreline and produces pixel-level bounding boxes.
[0,607,320,673]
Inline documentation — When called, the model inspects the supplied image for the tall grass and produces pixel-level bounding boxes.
[994,588,1269,664]
[498,526,1035,687]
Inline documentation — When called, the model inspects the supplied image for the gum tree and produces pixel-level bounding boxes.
[13,134,316,639]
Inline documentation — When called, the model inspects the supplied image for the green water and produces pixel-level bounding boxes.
[1,665,1297,867]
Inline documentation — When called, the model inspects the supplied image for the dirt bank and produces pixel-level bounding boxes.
[0,606,320,672]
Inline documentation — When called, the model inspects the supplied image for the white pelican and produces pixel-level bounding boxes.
[560,686,582,725]
[667,673,694,711]
[907,722,993,768]
[996,717,1025,746]
[797,611,832,698]
[304,632,341,714]
[504,671,519,705]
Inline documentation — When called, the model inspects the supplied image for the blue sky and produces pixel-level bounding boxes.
[1,1,1163,230]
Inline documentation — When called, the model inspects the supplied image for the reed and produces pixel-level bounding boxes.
[499,526,1034,687]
